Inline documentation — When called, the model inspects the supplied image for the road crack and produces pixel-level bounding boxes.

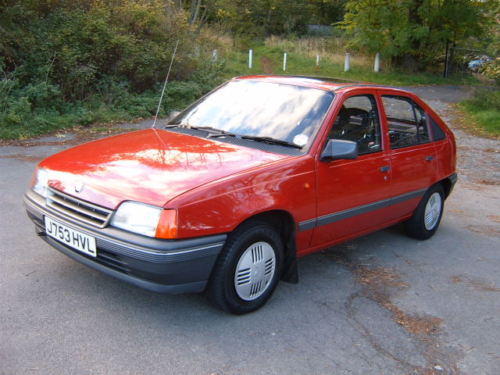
[322,246,464,374]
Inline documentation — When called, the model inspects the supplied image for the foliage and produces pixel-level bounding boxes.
[173,0,347,35]
[0,74,224,140]
[1,0,196,98]
[0,0,496,140]
[482,60,500,84]
[0,0,224,139]
[482,1,500,57]
[203,0,346,38]
[341,0,494,71]
[460,89,500,136]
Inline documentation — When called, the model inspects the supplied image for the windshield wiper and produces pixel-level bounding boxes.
[241,135,303,149]
[165,124,236,137]
[190,126,237,138]
[166,125,301,149]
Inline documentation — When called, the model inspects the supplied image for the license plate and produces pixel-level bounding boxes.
[45,216,97,257]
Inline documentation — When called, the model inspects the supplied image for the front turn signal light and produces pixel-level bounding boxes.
[155,209,178,239]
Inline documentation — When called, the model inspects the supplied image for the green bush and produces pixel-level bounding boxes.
[0,0,225,139]
[482,60,500,84]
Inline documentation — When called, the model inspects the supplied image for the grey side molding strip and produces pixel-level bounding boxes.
[298,188,426,232]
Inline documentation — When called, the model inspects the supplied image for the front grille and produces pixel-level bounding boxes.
[47,187,113,228]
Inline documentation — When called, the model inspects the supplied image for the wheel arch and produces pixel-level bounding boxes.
[231,210,299,284]
[438,173,457,199]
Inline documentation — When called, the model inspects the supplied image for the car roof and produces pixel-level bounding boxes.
[234,75,412,95]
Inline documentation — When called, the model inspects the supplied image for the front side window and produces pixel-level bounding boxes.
[173,80,334,148]
[329,95,382,155]
[382,95,430,149]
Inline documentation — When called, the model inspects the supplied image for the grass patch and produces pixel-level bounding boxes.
[459,90,500,137]
[223,45,478,86]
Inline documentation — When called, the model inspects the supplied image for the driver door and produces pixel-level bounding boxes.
[311,93,393,247]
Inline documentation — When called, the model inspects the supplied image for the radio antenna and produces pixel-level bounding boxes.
[152,39,179,128]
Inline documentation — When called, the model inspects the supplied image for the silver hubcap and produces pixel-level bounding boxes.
[424,192,442,230]
[234,241,276,301]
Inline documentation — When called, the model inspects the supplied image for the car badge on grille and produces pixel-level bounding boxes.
[74,182,85,193]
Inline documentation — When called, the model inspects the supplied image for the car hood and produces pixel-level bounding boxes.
[39,129,286,209]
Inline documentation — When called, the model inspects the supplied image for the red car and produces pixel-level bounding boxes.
[24,76,457,314]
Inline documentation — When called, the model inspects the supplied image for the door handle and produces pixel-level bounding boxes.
[426,155,434,161]
[380,165,390,173]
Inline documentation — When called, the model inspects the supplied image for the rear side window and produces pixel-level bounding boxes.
[382,96,430,149]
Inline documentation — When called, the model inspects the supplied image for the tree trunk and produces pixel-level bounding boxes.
[189,0,202,25]
[196,4,209,33]
[406,0,425,72]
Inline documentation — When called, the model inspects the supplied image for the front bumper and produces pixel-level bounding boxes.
[24,189,226,294]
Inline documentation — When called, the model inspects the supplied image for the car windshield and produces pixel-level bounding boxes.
[172,80,334,148]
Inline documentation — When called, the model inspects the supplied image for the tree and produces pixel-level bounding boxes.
[1,0,192,97]
[172,0,347,38]
[308,0,347,25]
[207,0,312,37]
[342,0,493,71]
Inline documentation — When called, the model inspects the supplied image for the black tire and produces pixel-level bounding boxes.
[207,221,283,314]
[405,184,445,240]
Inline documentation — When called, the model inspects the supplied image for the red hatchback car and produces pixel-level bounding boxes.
[25,76,457,314]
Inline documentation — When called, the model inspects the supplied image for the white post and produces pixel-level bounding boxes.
[344,53,351,72]
[316,55,320,67]
[212,49,218,62]
[248,49,253,69]
[374,52,381,72]
[283,52,287,71]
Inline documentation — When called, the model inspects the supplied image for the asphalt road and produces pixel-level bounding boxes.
[1,86,499,375]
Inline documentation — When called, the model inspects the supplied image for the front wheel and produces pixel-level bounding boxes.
[405,184,445,240]
[207,222,283,314]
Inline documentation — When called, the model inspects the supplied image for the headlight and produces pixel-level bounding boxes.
[111,201,163,237]
[32,168,49,197]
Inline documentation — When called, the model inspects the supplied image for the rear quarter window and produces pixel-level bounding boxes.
[430,116,446,141]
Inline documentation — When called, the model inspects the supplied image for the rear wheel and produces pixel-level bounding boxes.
[405,184,445,240]
[207,222,283,314]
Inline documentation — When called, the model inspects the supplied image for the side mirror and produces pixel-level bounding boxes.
[320,139,358,161]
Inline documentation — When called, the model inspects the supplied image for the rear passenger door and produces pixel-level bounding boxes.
[378,92,437,220]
